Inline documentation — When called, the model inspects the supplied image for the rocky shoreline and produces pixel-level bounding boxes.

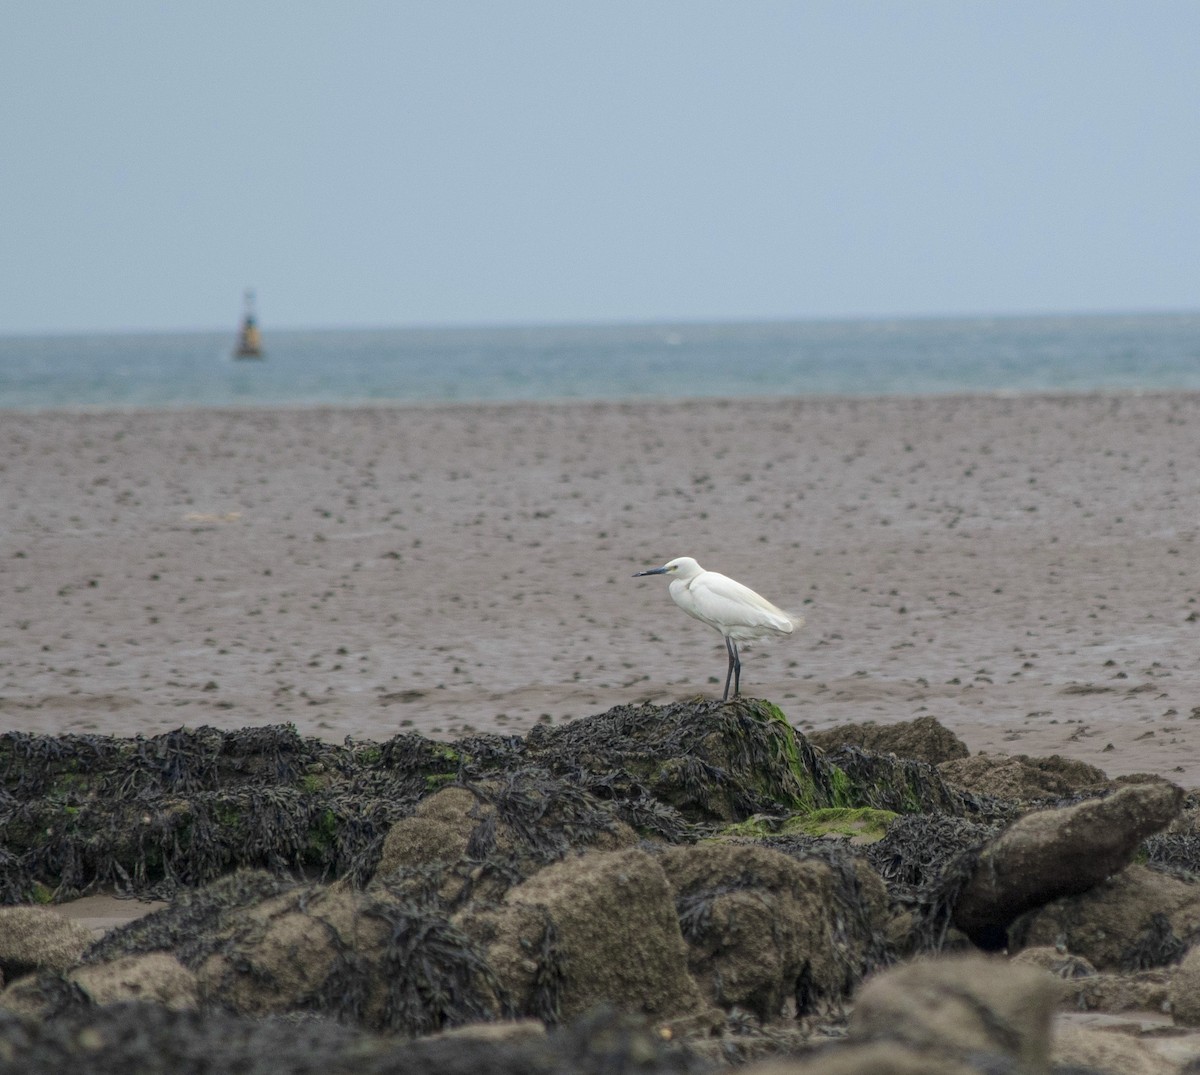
[2,701,1198,1073]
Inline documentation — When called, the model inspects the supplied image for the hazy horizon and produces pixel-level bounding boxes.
[3,305,1197,342]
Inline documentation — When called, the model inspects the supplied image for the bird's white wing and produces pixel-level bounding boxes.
[684,571,797,635]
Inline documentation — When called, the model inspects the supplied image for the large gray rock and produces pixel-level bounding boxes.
[1169,944,1200,1026]
[1012,863,1200,971]
[848,954,1056,1075]
[70,952,198,1011]
[1051,1022,1182,1075]
[374,785,482,876]
[657,842,888,1021]
[455,847,716,1029]
[953,782,1183,947]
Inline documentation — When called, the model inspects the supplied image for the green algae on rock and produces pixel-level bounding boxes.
[715,807,898,844]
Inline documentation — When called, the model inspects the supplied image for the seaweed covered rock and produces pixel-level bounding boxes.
[865,813,1004,903]
[0,725,360,800]
[1011,864,1200,971]
[808,716,969,766]
[953,782,1184,949]
[193,880,499,1033]
[373,776,638,904]
[455,847,715,1029]
[817,746,985,817]
[656,843,890,1021]
[521,699,834,823]
[0,702,1003,906]
[194,884,379,1018]
[59,868,499,1035]
[0,725,430,901]
[938,751,1114,802]
[862,813,1006,956]
[523,701,990,826]
[0,704,854,904]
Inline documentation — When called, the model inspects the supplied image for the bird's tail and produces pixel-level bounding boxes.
[777,610,805,634]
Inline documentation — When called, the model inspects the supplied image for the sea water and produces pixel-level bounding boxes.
[0,312,1197,411]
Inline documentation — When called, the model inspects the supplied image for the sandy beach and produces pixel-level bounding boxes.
[2,392,1199,785]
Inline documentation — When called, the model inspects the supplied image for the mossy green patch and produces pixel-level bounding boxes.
[788,806,896,841]
[712,806,896,843]
[826,765,856,808]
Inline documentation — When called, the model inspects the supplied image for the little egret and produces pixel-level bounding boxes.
[633,556,802,701]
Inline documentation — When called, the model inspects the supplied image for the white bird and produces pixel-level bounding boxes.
[633,556,802,701]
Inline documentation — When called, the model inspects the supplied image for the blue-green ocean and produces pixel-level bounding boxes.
[1,312,1198,410]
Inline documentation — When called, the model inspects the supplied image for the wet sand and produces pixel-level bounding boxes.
[2,393,1199,785]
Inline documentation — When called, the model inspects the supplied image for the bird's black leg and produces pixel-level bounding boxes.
[723,637,740,701]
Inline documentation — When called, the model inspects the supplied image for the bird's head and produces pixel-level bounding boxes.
[633,556,702,580]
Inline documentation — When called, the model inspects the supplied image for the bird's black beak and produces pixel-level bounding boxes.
[633,567,668,576]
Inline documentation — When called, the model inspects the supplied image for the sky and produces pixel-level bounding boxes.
[2,3,1197,335]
